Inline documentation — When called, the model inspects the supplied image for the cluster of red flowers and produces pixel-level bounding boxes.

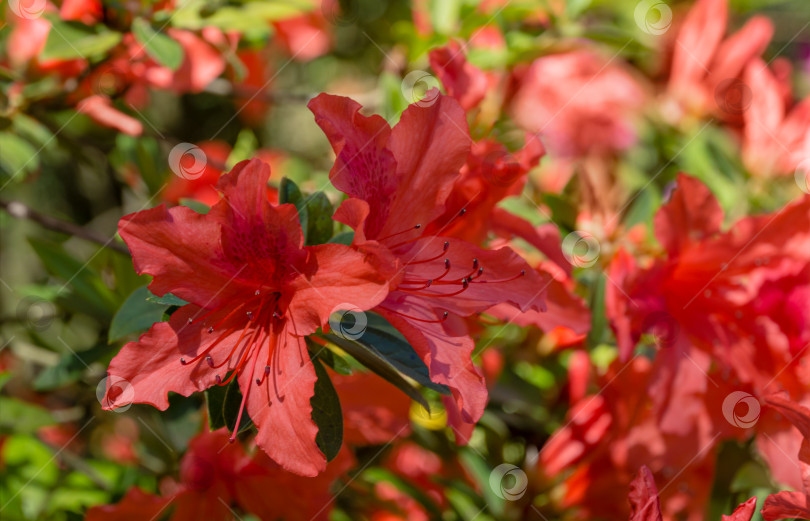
[6,0,805,519]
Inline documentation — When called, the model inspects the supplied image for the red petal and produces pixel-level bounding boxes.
[722,497,757,521]
[428,42,489,110]
[287,243,390,336]
[386,92,470,237]
[332,370,411,445]
[670,0,727,93]
[242,330,325,476]
[76,95,143,136]
[104,305,251,410]
[654,173,724,256]
[628,465,663,521]
[308,93,397,239]
[762,491,810,520]
[118,204,248,308]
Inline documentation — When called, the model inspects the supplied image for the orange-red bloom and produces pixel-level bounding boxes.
[104,159,388,475]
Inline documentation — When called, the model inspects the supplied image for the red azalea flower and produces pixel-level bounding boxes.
[85,428,353,520]
[104,159,389,476]
[666,0,773,123]
[308,91,546,437]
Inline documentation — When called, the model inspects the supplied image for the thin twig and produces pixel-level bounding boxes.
[0,199,129,255]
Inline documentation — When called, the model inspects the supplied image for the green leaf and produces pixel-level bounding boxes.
[279,177,309,241]
[0,132,39,179]
[145,291,189,307]
[34,343,111,391]
[310,356,343,462]
[0,398,55,434]
[346,312,450,395]
[329,231,355,245]
[323,333,433,411]
[131,17,185,70]
[41,19,122,61]
[28,238,117,320]
[206,376,253,434]
[304,192,334,245]
[109,286,170,342]
[179,198,211,215]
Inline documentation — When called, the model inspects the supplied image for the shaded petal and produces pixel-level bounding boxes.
[308,93,397,239]
[654,173,724,256]
[85,487,170,521]
[428,42,489,110]
[242,329,325,476]
[761,491,810,521]
[670,0,727,93]
[628,465,663,521]
[104,305,248,410]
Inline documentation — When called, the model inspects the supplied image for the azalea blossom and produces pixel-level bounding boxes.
[104,158,389,475]
[309,90,547,438]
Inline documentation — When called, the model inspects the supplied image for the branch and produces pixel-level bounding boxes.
[0,199,130,255]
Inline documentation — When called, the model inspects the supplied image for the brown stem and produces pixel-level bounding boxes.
[0,199,129,255]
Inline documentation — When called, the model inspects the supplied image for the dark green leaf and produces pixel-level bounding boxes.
[304,192,334,245]
[109,286,169,342]
[131,17,185,70]
[206,376,253,434]
[179,198,211,215]
[279,177,309,241]
[310,356,343,462]
[353,312,450,395]
[323,333,432,411]
[41,19,122,61]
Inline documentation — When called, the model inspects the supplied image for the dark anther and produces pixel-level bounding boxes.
[205,356,214,368]
[207,326,214,333]
[179,357,187,365]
